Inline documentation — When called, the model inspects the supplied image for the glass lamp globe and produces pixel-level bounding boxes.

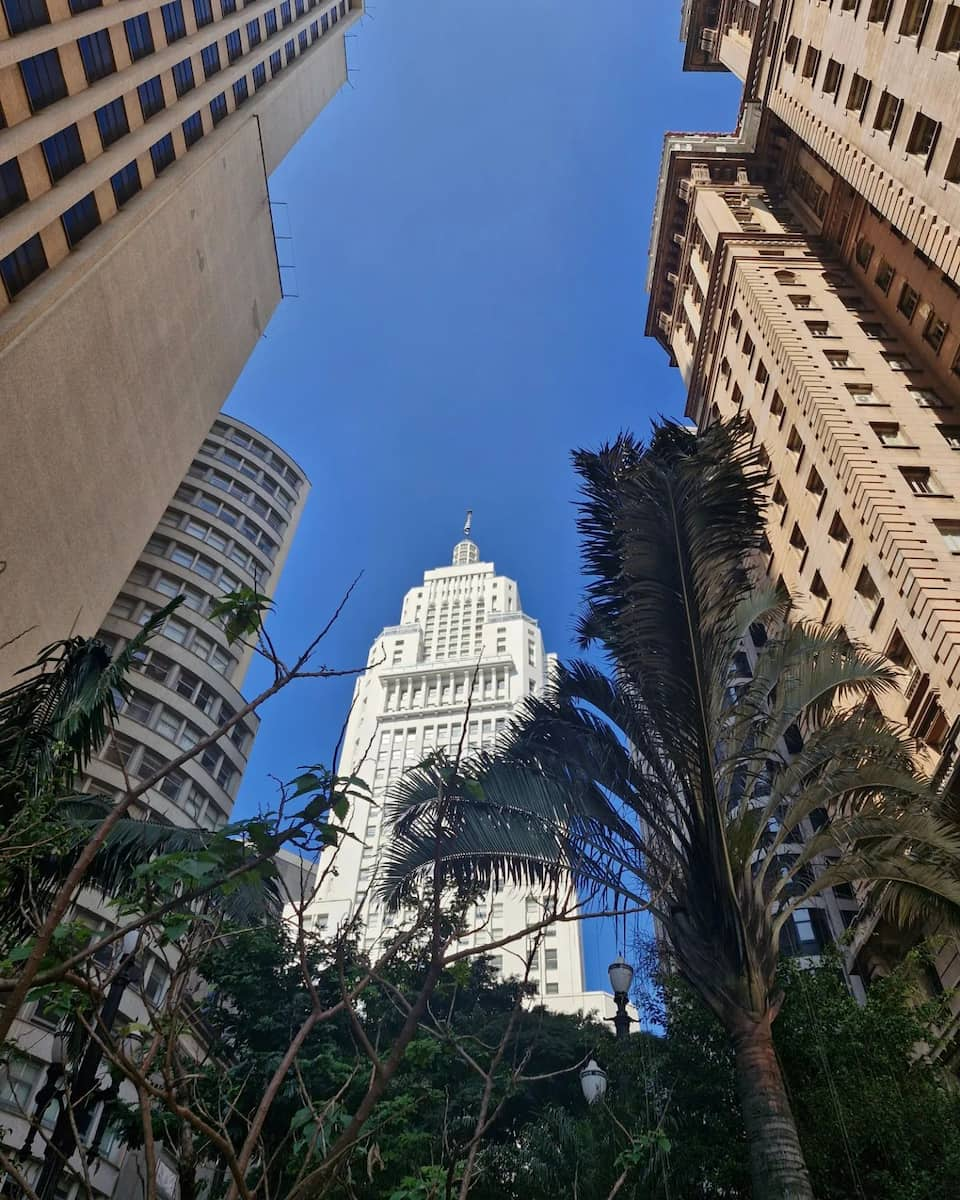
[608,955,634,996]
[580,1059,608,1105]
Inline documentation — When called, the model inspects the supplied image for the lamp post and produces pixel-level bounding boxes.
[20,933,139,1200]
[579,1058,608,1105]
[608,954,635,1042]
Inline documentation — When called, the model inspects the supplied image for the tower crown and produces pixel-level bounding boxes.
[452,509,479,565]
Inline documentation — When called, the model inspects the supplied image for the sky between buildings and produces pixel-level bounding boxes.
[227,0,742,992]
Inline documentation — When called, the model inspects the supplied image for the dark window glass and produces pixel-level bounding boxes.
[220,0,236,12]
[67,0,100,10]
[78,29,116,83]
[160,0,186,43]
[280,0,291,22]
[294,0,303,14]
[111,161,141,208]
[330,3,336,21]
[284,36,294,62]
[210,92,227,125]
[201,43,221,78]
[264,8,277,33]
[95,97,129,148]
[298,28,307,50]
[124,14,154,61]
[40,124,84,183]
[0,158,28,219]
[182,110,203,147]
[150,133,175,175]
[269,48,281,73]
[339,0,345,12]
[309,19,318,39]
[61,192,99,248]
[252,62,266,89]
[225,29,242,61]
[137,76,165,121]
[232,76,248,106]
[1,234,47,301]
[19,50,67,113]
[172,57,195,96]
[193,0,213,25]
[320,11,328,32]
[1,0,50,35]
[246,17,261,44]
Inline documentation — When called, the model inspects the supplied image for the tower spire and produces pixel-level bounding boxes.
[452,510,479,566]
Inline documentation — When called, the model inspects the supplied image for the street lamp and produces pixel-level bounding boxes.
[579,1058,608,1105]
[608,954,635,1041]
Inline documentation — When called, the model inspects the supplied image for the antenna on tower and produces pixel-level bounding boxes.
[464,509,473,538]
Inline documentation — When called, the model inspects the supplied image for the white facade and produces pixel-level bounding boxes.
[308,527,592,1008]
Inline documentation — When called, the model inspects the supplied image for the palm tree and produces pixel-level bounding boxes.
[378,421,960,1200]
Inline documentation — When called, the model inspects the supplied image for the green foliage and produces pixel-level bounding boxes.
[208,586,274,645]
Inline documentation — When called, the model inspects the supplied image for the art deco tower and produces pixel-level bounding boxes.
[306,520,605,1015]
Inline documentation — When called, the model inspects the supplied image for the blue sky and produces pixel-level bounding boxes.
[227,0,741,992]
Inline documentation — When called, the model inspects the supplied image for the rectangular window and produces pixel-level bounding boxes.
[150,133,175,175]
[19,50,67,112]
[111,161,142,208]
[137,76,165,122]
[938,426,960,450]
[873,90,901,132]
[2,0,50,34]
[193,0,213,25]
[544,948,558,970]
[897,284,920,321]
[846,382,882,404]
[201,42,221,78]
[901,467,944,496]
[124,13,154,60]
[182,110,203,147]
[40,124,84,183]
[246,17,261,45]
[871,422,910,447]
[0,159,28,219]
[225,29,243,62]
[298,28,307,50]
[310,18,319,39]
[78,28,116,83]
[252,61,267,89]
[172,57,195,97]
[805,320,831,338]
[922,312,948,353]
[867,0,892,20]
[946,138,960,185]
[161,0,186,42]
[822,58,842,94]
[906,111,939,158]
[285,36,295,62]
[824,348,854,368]
[321,10,328,30]
[210,92,228,125]
[61,192,99,248]
[900,0,930,37]
[280,0,291,23]
[221,0,236,9]
[233,76,249,106]
[846,72,870,111]
[265,8,277,33]
[938,4,960,51]
[882,351,913,371]
[68,0,101,10]
[801,45,820,80]
[270,49,282,73]
[874,259,895,293]
[936,522,960,553]
[909,386,947,409]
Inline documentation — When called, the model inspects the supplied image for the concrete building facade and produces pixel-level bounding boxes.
[0,0,360,688]
[646,2,960,998]
[0,415,308,1199]
[305,524,599,1014]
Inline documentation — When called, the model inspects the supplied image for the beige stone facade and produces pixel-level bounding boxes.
[649,3,960,998]
[0,0,359,687]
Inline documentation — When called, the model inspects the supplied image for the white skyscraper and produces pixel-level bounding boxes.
[308,519,605,1013]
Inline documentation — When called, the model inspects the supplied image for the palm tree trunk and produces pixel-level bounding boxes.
[729,1013,814,1200]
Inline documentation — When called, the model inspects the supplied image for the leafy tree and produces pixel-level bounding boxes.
[379,420,960,1200]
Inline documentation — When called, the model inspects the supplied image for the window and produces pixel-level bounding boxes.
[859,322,889,340]
[161,0,187,41]
[226,29,243,62]
[789,294,813,309]
[938,4,960,51]
[137,76,165,121]
[321,10,328,31]
[210,92,228,125]
[936,521,960,553]
[150,133,175,176]
[193,0,213,26]
[806,320,831,338]
[2,0,49,32]
[897,284,920,321]
[285,37,295,62]
[922,312,948,353]
[125,13,155,61]
[265,8,277,33]
[93,99,128,151]
[901,467,946,495]
[182,110,203,147]
[900,0,930,37]
[855,237,874,269]
[873,91,901,133]
[938,426,960,449]
[41,125,84,183]
[906,112,939,158]
[280,0,291,22]
[247,17,262,44]
[125,691,154,724]
[882,351,913,371]
[201,43,221,78]
[544,948,558,970]
[20,50,67,112]
[909,386,947,409]
[310,19,319,39]
[824,348,855,368]
[253,62,267,89]
[829,512,851,548]
[0,158,28,220]
[846,72,869,111]
[946,139,960,185]
[61,192,99,248]
[801,45,820,80]
[1,234,47,300]
[854,567,882,626]
[233,77,249,106]
[172,57,195,97]
[867,0,891,21]
[874,259,895,293]
[298,29,307,50]
[886,630,914,671]
[822,58,842,93]
[111,161,141,208]
[270,49,282,73]
[0,1057,40,1112]
[846,382,883,404]
[78,29,116,83]
[871,422,911,447]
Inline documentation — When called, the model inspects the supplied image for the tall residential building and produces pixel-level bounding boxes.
[0,415,307,1200]
[306,523,607,1017]
[0,0,360,688]
[646,4,960,997]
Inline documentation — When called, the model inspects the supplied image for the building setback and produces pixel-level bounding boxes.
[647,2,960,999]
[305,523,611,1018]
[0,0,360,687]
[0,414,308,1199]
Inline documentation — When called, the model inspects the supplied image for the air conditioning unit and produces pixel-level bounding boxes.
[658,311,673,334]
[673,232,686,247]
[701,27,719,53]
[667,271,680,286]
[678,178,692,201]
